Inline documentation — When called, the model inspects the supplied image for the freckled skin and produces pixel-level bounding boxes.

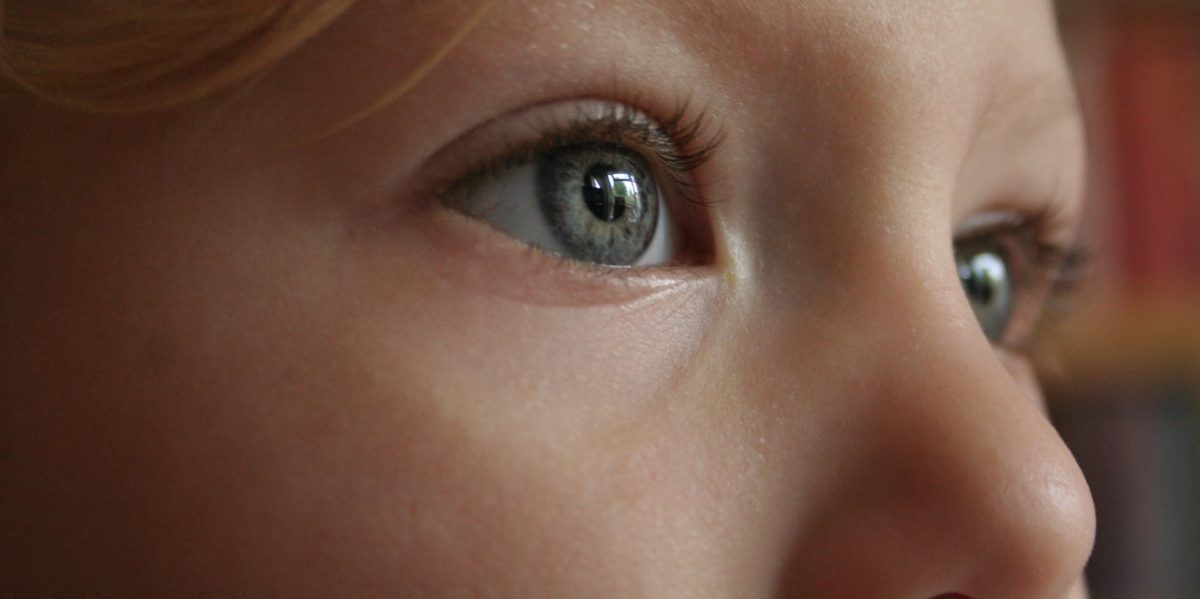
[0,0,1093,597]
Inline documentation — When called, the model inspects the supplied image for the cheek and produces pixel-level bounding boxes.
[3,145,755,594]
[168,218,738,592]
[3,160,810,596]
[331,206,724,437]
[357,277,717,436]
[288,233,732,592]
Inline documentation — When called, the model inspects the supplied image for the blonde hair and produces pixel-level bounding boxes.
[0,0,361,113]
[0,0,502,116]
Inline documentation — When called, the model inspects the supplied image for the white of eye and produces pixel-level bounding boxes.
[451,155,677,267]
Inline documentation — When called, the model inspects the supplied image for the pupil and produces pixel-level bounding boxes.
[959,251,1005,307]
[956,248,1011,342]
[982,280,994,303]
[582,164,642,223]
[975,272,994,304]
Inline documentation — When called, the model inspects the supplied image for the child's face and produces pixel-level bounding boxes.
[2,0,1095,596]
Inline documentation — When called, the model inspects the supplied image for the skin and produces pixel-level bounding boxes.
[1,0,1095,596]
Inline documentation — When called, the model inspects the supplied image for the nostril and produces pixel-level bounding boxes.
[932,595,972,599]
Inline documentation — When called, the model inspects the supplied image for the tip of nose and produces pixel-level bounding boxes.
[1021,455,1097,568]
[958,441,1097,596]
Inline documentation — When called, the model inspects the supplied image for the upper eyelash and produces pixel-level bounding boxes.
[958,208,1089,282]
[437,100,724,207]
[571,101,725,206]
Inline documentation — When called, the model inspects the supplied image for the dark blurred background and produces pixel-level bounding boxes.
[1050,1,1200,597]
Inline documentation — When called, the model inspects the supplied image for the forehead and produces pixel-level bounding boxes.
[378,0,1076,136]
[285,0,1082,221]
[475,0,1068,84]
[627,0,1074,123]
[637,0,1074,124]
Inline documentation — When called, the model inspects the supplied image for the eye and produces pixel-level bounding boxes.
[956,242,1013,342]
[435,101,718,269]
[558,145,659,265]
[448,142,673,266]
[953,215,1086,349]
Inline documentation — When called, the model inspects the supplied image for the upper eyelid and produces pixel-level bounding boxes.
[422,99,724,204]
[953,210,1084,266]
[953,214,1082,292]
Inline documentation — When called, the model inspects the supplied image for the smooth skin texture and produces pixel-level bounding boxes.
[1,0,1095,596]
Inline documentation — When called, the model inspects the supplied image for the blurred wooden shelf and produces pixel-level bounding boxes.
[1039,295,1200,399]
[1057,0,1200,21]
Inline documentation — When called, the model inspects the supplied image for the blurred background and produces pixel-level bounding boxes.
[1050,1,1200,596]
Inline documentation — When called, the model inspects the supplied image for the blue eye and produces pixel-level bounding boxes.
[447,142,676,267]
[538,144,661,265]
[952,214,1087,350]
[437,100,720,269]
[957,245,1014,342]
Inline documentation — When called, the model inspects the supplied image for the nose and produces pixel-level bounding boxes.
[780,274,1096,598]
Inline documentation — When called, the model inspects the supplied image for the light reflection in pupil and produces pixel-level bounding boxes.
[960,252,1005,306]
[582,164,642,223]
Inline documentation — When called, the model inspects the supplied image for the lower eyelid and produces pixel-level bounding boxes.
[417,205,713,308]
